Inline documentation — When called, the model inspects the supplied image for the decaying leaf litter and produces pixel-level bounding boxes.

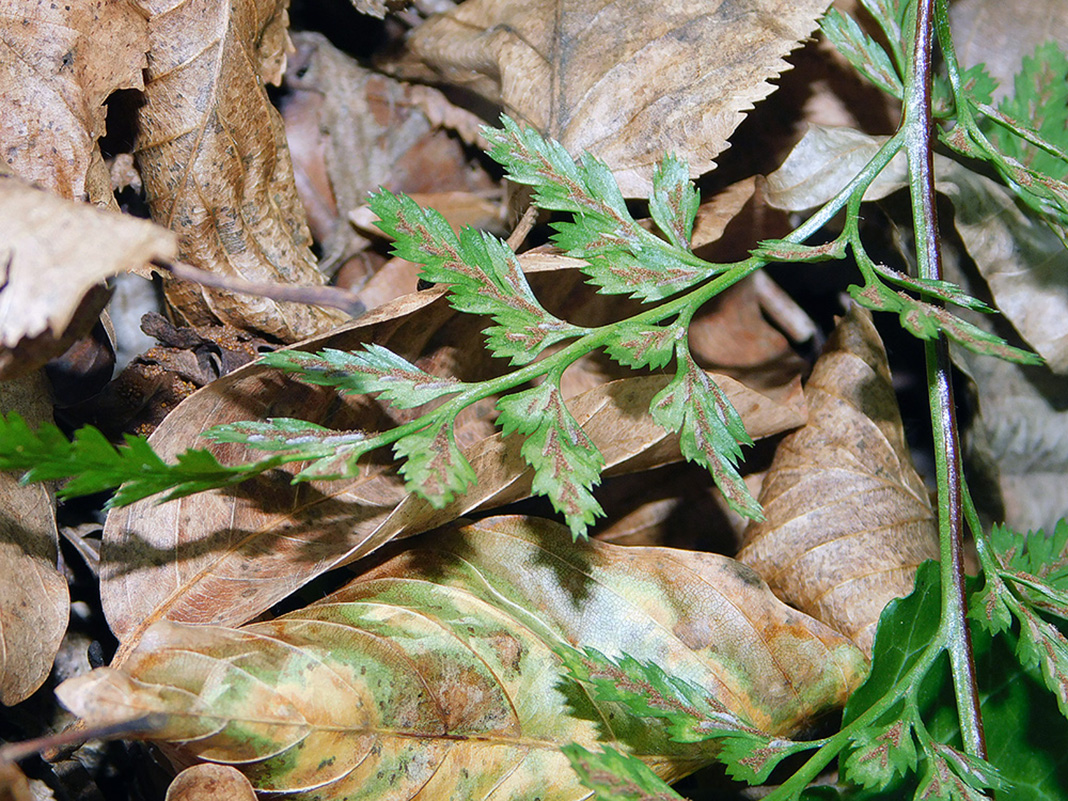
[1,0,1067,799]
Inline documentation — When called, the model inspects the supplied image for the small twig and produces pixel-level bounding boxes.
[158,260,365,318]
[0,715,164,764]
[750,271,819,344]
[904,0,986,760]
[506,205,539,251]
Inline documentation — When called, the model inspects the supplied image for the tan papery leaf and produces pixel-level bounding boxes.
[406,0,832,195]
[0,175,178,379]
[135,0,347,341]
[165,764,256,801]
[0,372,69,705]
[65,516,866,798]
[0,0,147,200]
[102,260,805,645]
[738,305,940,655]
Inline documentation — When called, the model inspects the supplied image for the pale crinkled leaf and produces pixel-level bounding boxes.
[0,176,178,380]
[61,516,866,798]
[738,306,941,655]
[136,0,346,341]
[407,0,833,195]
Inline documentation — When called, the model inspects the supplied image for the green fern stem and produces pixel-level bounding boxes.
[907,0,986,760]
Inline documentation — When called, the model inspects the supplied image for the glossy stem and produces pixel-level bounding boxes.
[904,0,986,759]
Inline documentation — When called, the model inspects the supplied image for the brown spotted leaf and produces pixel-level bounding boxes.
[406,0,832,195]
[101,260,805,645]
[135,0,347,341]
[165,764,256,801]
[63,515,867,798]
[0,0,147,200]
[737,305,940,655]
[0,371,68,705]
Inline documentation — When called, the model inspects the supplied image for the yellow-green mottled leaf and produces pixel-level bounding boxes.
[59,516,866,800]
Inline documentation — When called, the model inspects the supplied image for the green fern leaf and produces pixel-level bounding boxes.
[484,116,713,301]
[649,347,760,519]
[370,188,582,365]
[259,346,466,409]
[497,381,605,538]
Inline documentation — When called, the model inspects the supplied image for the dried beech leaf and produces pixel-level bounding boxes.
[0,372,68,705]
[0,175,178,380]
[0,763,33,801]
[738,305,940,655]
[136,0,347,341]
[165,764,256,801]
[64,516,867,798]
[284,33,497,273]
[0,0,147,199]
[101,262,805,644]
[407,0,832,195]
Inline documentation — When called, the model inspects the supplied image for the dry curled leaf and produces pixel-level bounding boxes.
[0,371,68,705]
[64,516,866,799]
[406,0,832,195]
[283,32,497,274]
[0,174,178,380]
[0,0,147,200]
[738,305,940,655]
[135,0,347,341]
[165,764,256,801]
[101,260,805,645]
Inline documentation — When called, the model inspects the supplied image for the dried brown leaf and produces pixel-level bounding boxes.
[101,264,804,646]
[0,0,147,200]
[283,32,498,273]
[0,175,177,380]
[406,0,832,195]
[135,0,347,341]
[64,516,866,798]
[0,372,68,705]
[738,305,940,655]
[165,764,256,801]
[0,763,33,801]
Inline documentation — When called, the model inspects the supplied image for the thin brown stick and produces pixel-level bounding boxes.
[158,260,365,318]
[506,205,539,251]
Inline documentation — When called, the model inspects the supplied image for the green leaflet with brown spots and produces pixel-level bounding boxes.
[58,516,867,801]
